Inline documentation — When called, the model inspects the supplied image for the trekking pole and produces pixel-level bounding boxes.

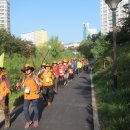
[41,45,51,65]
[28,44,37,71]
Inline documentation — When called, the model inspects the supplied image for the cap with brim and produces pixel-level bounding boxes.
[0,67,6,70]
[45,64,52,67]
[41,63,46,67]
[21,64,34,73]
[52,61,57,64]
[63,60,68,63]
[58,61,62,64]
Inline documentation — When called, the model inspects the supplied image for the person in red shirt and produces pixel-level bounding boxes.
[52,61,59,93]
[63,59,69,86]
[58,61,65,88]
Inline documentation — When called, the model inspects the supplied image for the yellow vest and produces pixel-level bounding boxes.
[41,70,54,87]
[77,62,82,68]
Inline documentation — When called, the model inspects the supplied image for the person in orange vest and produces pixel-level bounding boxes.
[0,67,11,129]
[52,61,59,94]
[16,64,42,129]
[40,64,55,107]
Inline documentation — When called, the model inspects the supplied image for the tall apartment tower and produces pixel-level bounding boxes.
[100,0,129,35]
[83,23,97,40]
[0,0,10,32]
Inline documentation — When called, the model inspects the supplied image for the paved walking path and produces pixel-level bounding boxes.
[0,70,94,130]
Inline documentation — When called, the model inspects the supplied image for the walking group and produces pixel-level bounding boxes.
[0,57,89,129]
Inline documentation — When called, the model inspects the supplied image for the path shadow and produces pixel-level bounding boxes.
[73,69,94,130]
[0,96,47,129]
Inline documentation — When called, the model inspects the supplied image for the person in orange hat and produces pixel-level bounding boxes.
[16,64,42,129]
[52,61,59,93]
[58,61,65,88]
[40,64,55,106]
[63,59,69,86]
[0,67,11,129]
[37,63,46,78]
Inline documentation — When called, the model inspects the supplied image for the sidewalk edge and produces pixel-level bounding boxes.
[90,67,101,130]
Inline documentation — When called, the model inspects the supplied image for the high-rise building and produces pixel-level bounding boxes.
[21,29,48,46]
[83,23,97,40]
[129,0,130,12]
[100,0,129,35]
[0,0,10,32]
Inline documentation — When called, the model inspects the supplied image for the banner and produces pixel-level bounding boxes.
[0,53,5,67]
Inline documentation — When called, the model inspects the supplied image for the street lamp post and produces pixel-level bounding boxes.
[105,0,122,88]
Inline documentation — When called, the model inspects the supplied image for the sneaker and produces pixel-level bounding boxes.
[33,120,39,127]
[24,121,32,129]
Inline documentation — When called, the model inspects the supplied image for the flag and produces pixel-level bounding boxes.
[0,53,5,68]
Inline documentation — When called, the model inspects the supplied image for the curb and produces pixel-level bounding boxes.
[90,67,100,130]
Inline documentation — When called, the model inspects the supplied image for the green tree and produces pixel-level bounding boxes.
[91,35,110,58]
[78,39,93,57]
[48,36,63,58]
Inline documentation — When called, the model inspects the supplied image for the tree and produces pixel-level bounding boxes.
[91,35,110,58]
[78,39,93,57]
[47,36,63,58]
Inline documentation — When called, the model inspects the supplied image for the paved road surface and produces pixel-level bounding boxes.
[0,69,93,130]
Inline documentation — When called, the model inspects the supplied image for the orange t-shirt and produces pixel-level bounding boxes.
[0,81,10,97]
[24,77,39,100]
[0,72,10,97]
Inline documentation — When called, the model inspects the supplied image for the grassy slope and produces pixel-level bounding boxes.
[93,42,130,130]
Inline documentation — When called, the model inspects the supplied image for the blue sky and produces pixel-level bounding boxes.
[10,0,100,43]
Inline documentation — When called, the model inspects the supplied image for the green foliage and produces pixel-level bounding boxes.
[47,36,63,58]
[0,29,34,57]
[78,39,93,57]
[91,35,110,58]
[93,42,130,130]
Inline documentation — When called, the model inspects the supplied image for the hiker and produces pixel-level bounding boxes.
[52,61,59,93]
[16,64,42,129]
[72,59,77,75]
[40,64,55,107]
[37,63,46,78]
[58,61,65,88]
[63,59,69,86]
[0,67,11,129]
[68,66,74,82]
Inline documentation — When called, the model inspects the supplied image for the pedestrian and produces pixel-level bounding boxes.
[72,59,77,75]
[52,61,59,93]
[37,63,46,78]
[58,61,65,88]
[0,67,11,129]
[40,64,55,107]
[63,59,69,86]
[16,64,41,129]
[68,66,74,82]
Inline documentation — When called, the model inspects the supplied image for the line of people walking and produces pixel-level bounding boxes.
[0,58,89,129]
